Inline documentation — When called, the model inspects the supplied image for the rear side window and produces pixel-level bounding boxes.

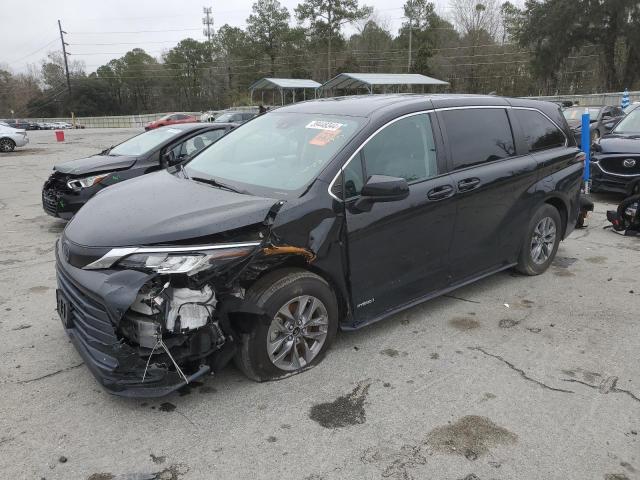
[513,109,565,152]
[441,108,515,170]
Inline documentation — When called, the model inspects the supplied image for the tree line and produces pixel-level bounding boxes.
[1,0,640,118]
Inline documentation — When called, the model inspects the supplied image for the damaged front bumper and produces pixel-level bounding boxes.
[55,244,213,397]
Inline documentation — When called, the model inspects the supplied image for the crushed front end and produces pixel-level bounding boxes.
[42,172,87,220]
[54,234,266,397]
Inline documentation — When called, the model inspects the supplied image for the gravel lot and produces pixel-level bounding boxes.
[1,128,638,480]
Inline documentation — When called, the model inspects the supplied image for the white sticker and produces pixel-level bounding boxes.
[305,120,344,131]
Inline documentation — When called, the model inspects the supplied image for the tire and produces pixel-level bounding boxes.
[235,268,339,382]
[516,204,562,276]
[0,138,16,153]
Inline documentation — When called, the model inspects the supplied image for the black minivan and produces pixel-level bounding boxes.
[54,94,584,397]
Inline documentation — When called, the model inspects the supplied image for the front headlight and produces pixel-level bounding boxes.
[67,173,110,190]
[118,249,252,274]
[83,243,260,273]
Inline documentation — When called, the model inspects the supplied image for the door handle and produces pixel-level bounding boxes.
[427,184,454,201]
[457,177,481,192]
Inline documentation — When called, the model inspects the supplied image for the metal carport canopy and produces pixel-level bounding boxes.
[249,78,322,90]
[321,73,449,91]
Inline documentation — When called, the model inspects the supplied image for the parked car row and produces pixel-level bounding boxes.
[48,94,585,397]
[0,119,81,130]
[145,111,258,130]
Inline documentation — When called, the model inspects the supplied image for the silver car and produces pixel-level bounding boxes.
[0,122,29,152]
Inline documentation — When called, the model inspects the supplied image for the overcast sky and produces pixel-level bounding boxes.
[0,0,456,74]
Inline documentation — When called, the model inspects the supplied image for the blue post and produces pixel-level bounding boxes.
[581,109,590,189]
[622,88,630,109]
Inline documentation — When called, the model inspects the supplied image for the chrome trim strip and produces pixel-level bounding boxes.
[327,105,569,202]
[83,241,262,270]
[596,162,640,178]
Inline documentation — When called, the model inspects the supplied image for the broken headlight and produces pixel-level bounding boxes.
[116,247,255,275]
[67,173,110,190]
[83,242,261,272]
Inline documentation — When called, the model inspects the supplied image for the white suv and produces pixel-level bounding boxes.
[0,122,29,152]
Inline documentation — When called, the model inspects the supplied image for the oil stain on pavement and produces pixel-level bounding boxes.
[425,415,517,460]
[449,317,481,331]
[87,464,188,480]
[309,382,371,428]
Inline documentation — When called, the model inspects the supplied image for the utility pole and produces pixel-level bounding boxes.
[58,19,72,94]
[407,1,413,73]
[202,7,214,42]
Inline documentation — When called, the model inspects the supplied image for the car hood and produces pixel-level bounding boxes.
[597,134,640,154]
[54,154,138,175]
[64,170,279,247]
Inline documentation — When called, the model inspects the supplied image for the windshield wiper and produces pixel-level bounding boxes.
[191,176,243,194]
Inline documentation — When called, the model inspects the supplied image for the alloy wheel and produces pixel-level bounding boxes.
[266,295,329,371]
[530,216,557,265]
[0,139,14,152]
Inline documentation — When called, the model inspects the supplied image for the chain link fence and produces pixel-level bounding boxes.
[14,94,636,128]
[527,91,639,107]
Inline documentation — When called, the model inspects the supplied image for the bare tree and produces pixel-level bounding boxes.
[449,0,501,39]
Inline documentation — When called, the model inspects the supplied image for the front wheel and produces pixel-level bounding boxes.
[235,269,339,381]
[0,138,16,152]
[516,204,562,275]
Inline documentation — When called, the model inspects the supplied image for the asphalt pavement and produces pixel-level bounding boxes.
[0,129,638,480]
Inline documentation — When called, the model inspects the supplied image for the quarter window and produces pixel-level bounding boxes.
[341,113,439,198]
[441,108,515,170]
[513,109,565,152]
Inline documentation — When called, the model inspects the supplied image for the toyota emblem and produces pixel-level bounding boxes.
[623,158,637,168]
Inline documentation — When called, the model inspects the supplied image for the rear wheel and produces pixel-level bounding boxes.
[235,269,338,381]
[516,204,562,275]
[0,138,15,152]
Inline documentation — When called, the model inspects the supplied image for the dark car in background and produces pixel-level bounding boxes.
[144,113,199,131]
[53,94,583,397]
[211,111,257,124]
[42,123,235,219]
[591,108,640,195]
[563,105,625,144]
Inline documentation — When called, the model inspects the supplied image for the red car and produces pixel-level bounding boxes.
[144,113,199,131]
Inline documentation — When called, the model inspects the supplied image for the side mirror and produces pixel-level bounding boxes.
[161,150,176,168]
[353,175,409,212]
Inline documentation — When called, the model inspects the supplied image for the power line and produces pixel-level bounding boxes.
[0,38,58,65]
[68,27,203,35]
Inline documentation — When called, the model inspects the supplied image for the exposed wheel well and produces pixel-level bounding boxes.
[544,197,568,238]
[247,259,349,325]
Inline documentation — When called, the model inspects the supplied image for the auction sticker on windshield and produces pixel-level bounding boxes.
[305,120,344,131]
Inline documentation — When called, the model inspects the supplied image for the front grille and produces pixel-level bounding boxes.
[57,264,119,370]
[42,190,58,215]
[599,156,640,175]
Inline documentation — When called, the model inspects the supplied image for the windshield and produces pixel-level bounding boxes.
[213,113,236,123]
[109,127,185,156]
[612,110,640,134]
[185,112,365,196]
[563,107,601,120]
